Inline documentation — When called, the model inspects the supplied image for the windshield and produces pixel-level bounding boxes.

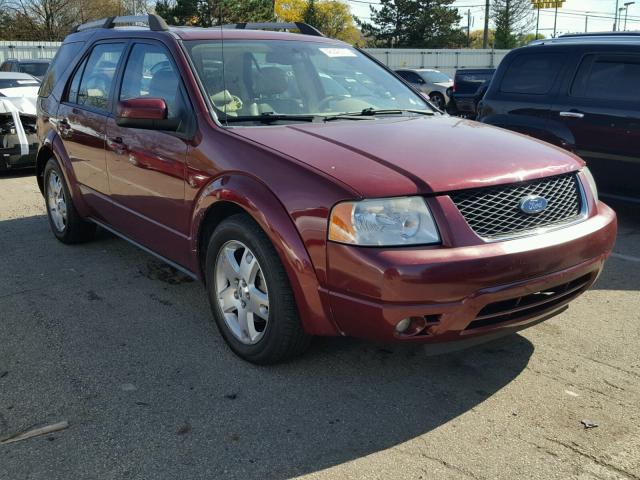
[184,40,431,124]
[0,78,40,89]
[420,71,451,83]
[19,63,49,77]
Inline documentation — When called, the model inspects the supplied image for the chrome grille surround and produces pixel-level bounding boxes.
[450,173,586,240]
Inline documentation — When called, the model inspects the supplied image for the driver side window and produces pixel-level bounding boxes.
[68,43,126,111]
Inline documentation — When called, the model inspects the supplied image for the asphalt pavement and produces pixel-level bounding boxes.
[1,171,639,480]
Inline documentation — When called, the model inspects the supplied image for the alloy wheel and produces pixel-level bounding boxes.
[47,171,67,232]
[214,240,270,345]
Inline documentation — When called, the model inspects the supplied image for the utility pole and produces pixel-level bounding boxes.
[553,5,558,37]
[482,0,490,49]
[614,0,620,30]
[584,13,589,32]
[467,9,472,47]
[624,2,635,31]
[536,8,540,38]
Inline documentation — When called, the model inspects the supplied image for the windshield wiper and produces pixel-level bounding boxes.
[224,112,317,124]
[339,108,435,117]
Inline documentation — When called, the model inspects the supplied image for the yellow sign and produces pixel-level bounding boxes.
[531,0,565,8]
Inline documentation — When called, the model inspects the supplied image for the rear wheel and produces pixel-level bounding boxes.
[43,158,95,244]
[204,214,310,364]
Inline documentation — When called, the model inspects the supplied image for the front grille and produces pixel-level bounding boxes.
[465,273,593,330]
[450,173,583,239]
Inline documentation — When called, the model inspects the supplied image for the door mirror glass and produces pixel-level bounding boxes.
[116,97,178,130]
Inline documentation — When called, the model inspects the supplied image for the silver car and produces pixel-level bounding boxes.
[395,68,453,110]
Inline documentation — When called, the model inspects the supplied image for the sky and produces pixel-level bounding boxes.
[345,0,640,37]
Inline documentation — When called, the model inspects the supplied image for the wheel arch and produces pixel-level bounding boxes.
[36,131,91,217]
[191,174,340,337]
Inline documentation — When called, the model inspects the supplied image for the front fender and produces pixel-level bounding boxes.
[190,174,340,337]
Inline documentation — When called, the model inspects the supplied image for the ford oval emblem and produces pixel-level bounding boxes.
[519,195,548,214]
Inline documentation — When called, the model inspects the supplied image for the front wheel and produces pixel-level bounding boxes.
[204,214,310,364]
[43,158,96,244]
[429,92,446,110]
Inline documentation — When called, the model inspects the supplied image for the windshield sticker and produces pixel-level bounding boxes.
[319,48,357,58]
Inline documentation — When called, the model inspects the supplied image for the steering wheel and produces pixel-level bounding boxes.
[317,95,350,112]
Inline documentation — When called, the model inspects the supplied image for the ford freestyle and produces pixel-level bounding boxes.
[36,16,617,364]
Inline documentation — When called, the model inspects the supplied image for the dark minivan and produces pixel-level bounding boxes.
[478,33,640,201]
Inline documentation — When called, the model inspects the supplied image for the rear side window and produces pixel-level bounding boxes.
[39,41,84,98]
[500,53,564,95]
[67,43,126,111]
[571,54,640,102]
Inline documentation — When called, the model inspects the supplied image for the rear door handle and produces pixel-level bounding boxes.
[559,111,585,119]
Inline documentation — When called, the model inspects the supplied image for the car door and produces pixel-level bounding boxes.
[56,42,127,196]
[479,51,566,144]
[104,40,193,266]
[551,51,640,199]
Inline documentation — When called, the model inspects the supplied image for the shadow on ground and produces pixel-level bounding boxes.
[0,215,536,479]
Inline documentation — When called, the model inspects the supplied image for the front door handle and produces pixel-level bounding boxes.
[559,111,585,119]
[108,136,127,154]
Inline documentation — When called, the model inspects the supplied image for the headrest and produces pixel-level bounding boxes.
[253,67,288,96]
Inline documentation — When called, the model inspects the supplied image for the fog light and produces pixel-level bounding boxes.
[396,317,412,333]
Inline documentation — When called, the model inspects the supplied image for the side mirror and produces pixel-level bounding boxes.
[116,97,179,130]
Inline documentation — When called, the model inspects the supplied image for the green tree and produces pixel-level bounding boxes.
[359,0,466,48]
[155,0,274,27]
[302,0,319,27]
[276,0,364,45]
[491,0,534,49]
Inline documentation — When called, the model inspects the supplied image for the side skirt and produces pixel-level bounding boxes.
[88,217,199,281]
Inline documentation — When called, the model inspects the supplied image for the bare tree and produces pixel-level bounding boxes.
[491,0,534,49]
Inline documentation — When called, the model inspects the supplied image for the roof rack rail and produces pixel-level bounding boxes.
[221,22,324,37]
[560,31,640,38]
[73,14,169,33]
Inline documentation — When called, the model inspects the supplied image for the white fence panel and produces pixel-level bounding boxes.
[0,41,61,62]
[0,42,509,78]
[366,49,510,77]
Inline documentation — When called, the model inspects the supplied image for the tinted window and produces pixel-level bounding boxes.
[500,53,564,95]
[19,62,49,77]
[67,58,87,104]
[75,43,126,111]
[571,54,640,102]
[40,41,84,97]
[397,71,421,83]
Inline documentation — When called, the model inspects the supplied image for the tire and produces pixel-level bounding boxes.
[204,214,311,364]
[43,157,96,244]
[429,92,446,110]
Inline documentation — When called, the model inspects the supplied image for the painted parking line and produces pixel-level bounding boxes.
[611,252,640,263]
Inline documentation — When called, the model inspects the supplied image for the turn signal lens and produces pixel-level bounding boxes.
[328,197,440,246]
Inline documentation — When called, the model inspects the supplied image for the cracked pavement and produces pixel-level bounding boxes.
[1,172,639,480]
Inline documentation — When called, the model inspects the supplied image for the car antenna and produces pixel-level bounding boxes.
[219,2,228,126]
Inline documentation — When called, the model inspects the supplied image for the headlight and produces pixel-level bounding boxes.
[582,167,598,203]
[328,196,440,246]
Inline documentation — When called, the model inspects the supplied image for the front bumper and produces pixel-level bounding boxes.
[326,201,617,343]
[0,144,37,170]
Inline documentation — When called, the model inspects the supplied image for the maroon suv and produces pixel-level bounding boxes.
[36,16,617,363]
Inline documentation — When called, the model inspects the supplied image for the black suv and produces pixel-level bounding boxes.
[447,68,495,119]
[478,33,640,201]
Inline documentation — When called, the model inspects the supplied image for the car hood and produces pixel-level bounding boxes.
[0,86,39,98]
[434,81,453,88]
[232,115,583,197]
